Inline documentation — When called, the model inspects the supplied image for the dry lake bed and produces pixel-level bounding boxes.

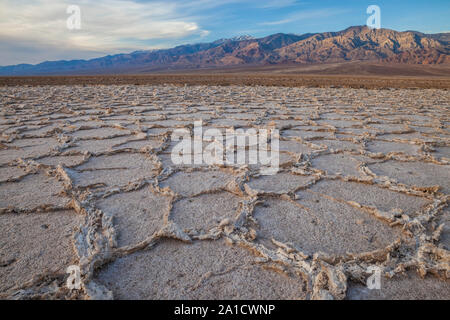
[0,84,449,300]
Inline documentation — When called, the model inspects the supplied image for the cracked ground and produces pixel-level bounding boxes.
[0,84,449,300]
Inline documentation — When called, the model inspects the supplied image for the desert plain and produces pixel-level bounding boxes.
[0,77,449,300]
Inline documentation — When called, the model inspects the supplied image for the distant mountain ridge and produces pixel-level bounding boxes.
[1,26,449,75]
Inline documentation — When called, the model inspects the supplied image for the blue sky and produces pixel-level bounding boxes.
[0,0,449,65]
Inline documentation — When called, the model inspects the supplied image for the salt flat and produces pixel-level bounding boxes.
[0,85,449,300]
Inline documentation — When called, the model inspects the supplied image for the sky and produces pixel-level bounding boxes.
[1,0,449,66]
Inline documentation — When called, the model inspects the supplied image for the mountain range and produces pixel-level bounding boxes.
[1,26,449,76]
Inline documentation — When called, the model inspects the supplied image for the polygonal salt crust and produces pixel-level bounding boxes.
[335,127,377,135]
[1,85,449,300]
[168,112,214,121]
[254,196,399,256]
[290,125,324,131]
[96,188,170,247]
[409,125,442,134]
[0,173,69,210]
[435,132,450,140]
[270,120,310,128]
[146,127,172,135]
[379,132,437,143]
[224,113,260,120]
[346,272,450,300]
[310,154,363,177]
[100,120,138,128]
[208,119,251,127]
[170,192,240,232]
[160,170,234,197]
[366,141,421,156]
[64,116,96,123]
[111,139,163,151]
[319,113,353,120]
[316,119,362,128]
[71,153,157,190]
[73,169,148,190]
[277,152,298,167]
[282,130,334,141]
[67,120,105,128]
[246,173,316,193]
[94,239,307,299]
[399,114,433,122]
[368,161,450,194]
[67,136,131,154]
[313,139,362,152]
[76,153,156,171]
[2,125,40,135]
[163,138,226,156]
[22,123,61,136]
[153,120,195,127]
[0,210,81,294]
[303,180,430,217]
[157,153,209,170]
[36,155,86,168]
[278,140,315,154]
[367,123,408,132]
[431,147,450,162]
[0,166,28,182]
[0,137,59,165]
[69,127,131,139]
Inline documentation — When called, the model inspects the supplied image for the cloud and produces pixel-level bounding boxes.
[259,0,300,9]
[261,8,349,26]
[0,0,209,65]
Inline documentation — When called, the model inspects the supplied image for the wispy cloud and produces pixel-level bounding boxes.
[0,0,209,64]
[261,8,350,26]
[1,0,446,65]
[259,0,300,9]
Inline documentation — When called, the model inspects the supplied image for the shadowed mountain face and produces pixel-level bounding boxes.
[1,26,449,75]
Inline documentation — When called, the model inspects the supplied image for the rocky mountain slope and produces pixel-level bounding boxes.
[1,26,448,75]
